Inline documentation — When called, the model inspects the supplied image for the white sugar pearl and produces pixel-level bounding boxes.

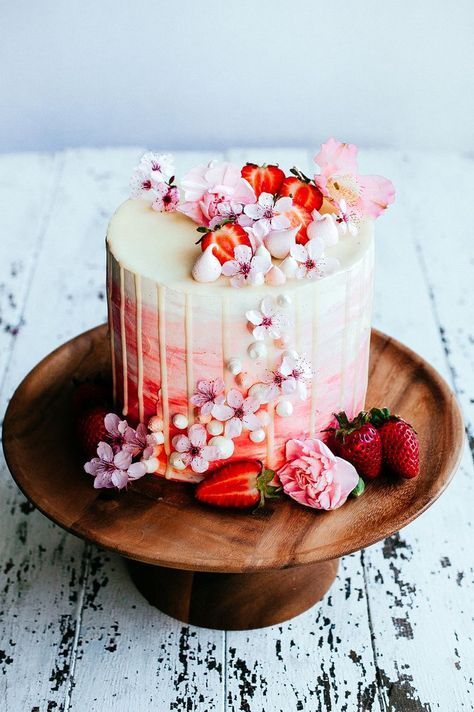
[143,457,159,474]
[207,420,224,436]
[209,436,234,459]
[148,416,164,433]
[227,357,242,376]
[169,452,186,470]
[150,431,165,445]
[258,410,270,426]
[172,413,188,430]
[277,293,291,307]
[248,341,267,360]
[276,400,294,417]
[250,428,266,443]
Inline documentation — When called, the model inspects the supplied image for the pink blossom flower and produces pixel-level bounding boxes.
[277,437,358,510]
[261,368,296,403]
[84,442,146,490]
[152,183,179,212]
[104,413,129,452]
[245,297,289,341]
[212,389,261,439]
[178,161,256,226]
[208,201,253,230]
[290,238,340,280]
[130,152,175,199]
[221,245,271,288]
[190,378,226,415]
[314,138,395,219]
[244,193,292,232]
[280,352,312,400]
[171,424,220,473]
[124,422,154,458]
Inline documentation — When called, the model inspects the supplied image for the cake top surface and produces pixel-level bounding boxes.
[107,200,374,293]
[106,138,394,293]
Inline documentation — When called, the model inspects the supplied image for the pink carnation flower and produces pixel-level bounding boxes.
[277,437,358,510]
[314,137,395,219]
[84,442,146,490]
[178,161,256,226]
[172,424,220,474]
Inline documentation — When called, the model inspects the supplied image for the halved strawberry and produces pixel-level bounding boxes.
[285,204,312,244]
[198,223,251,265]
[241,163,285,197]
[195,459,280,510]
[280,176,323,212]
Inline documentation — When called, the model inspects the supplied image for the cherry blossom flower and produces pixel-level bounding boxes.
[314,137,395,219]
[212,389,261,439]
[244,193,292,232]
[152,183,179,212]
[104,413,129,452]
[178,161,256,226]
[244,220,270,249]
[261,368,297,403]
[130,152,175,199]
[221,245,271,288]
[171,424,220,473]
[190,378,226,415]
[334,198,359,236]
[124,422,155,458]
[245,297,289,341]
[290,238,340,280]
[84,442,146,490]
[280,352,313,400]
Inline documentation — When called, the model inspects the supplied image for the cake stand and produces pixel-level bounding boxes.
[2,325,463,630]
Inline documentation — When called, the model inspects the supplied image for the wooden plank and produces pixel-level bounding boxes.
[359,148,474,710]
[225,148,381,712]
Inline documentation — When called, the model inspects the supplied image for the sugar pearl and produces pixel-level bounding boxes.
[250,428,266,443]
[209,436,234,459]
[169,452,186,470]
[143,457,159,474]
[172,413,188,430]
[148,416,164,433]
[207,420,224,436]
[276,400,294,417]
[227,357,242,376]
[248,341,267,360]
[236,371,252,389]
[277,293,292,307]
[150,431,165,445]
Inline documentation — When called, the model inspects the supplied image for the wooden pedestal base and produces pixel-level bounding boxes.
[127,558,339,630]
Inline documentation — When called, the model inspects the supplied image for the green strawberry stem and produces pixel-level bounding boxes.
[368,407,391,427]
[350,476,366,498]
[255,468,281,510]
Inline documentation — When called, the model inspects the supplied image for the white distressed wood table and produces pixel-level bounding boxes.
[0,147,472,712]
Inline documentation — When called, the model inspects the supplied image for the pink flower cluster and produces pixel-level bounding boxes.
[130,152,179,213]
[84,413,154,489]
[277,437,358,510]
[190,379,261,440]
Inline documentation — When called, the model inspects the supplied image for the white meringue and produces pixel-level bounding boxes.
[265,265,286,286]
[279,255,299,278]
[264,225,299,259]
[307,212,339,246]
[192,244,222,283]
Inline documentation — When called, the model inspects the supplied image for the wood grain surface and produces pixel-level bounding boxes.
[2,324,463,575]
[0,147,473,711]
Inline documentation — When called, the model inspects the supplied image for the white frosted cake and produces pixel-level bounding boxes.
[106,139,394,482]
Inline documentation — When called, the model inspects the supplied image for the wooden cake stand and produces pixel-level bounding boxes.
[2,325,463,630]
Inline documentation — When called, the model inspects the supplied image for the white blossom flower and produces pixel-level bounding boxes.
[280,352,313,400]
[335,198,359,236]
[212,389,261,439]
[171,424,220,473]
[244,193,292,232]
[245,297,290,341]
[221,245,271,288]
[290,238,340,280]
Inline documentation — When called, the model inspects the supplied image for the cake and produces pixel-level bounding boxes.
[106,139,395,483]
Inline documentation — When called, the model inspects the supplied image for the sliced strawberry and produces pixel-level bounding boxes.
[241,163,285,197]
[76,405,109,458]
[285,204,312,244]
[280,177,323,212]
[199,223,251,265]
[195,459,280,510]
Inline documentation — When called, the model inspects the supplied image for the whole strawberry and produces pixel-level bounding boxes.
[369,408,419,479]
[76,405,109,458]
[329,411,382,479]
